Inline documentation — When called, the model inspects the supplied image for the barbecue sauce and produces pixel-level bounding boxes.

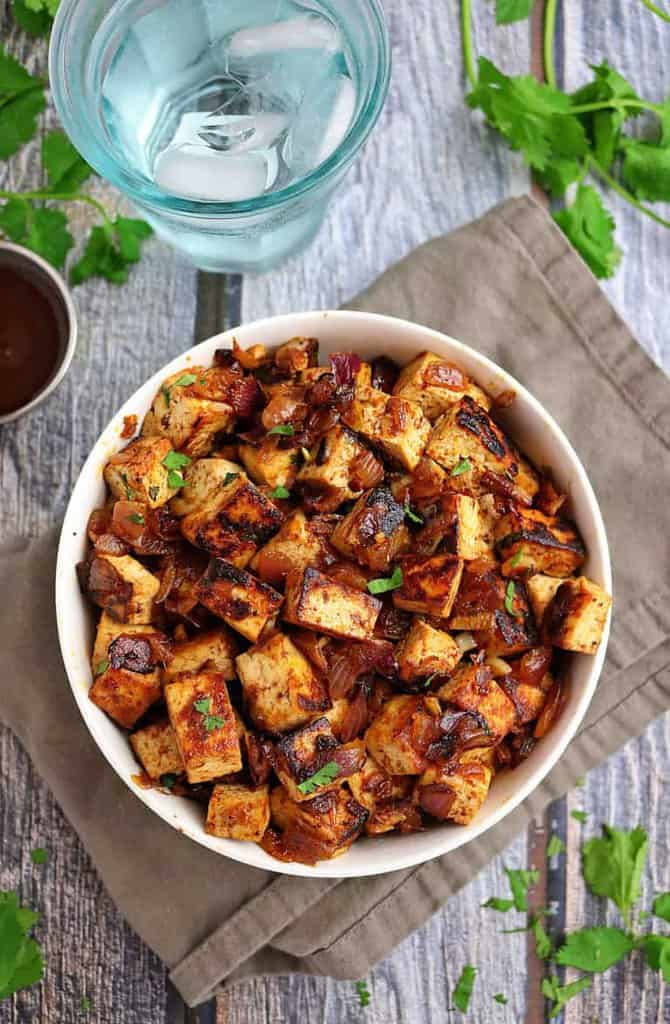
[0,266,61,415]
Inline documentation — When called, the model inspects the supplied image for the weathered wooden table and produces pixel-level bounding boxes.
[1,2,668,1021]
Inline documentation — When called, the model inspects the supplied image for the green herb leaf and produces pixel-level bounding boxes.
[30,848,48,865]
[452,964,476,1013]
[531,916,554,960]
[571,809,588,824]
[482,896,516,912]
[0,200,74,269]
[644,935,670,983]
[354,979,370,1007]
[493,992,508,1005]
[297,760,340,796]
[504,580,520,617]
[553,185,622,279]
[652,892,670,923]
[450,457,472,477]
[496,0,535,24]
[81,995,92,1012]
[556,926,634,973]
[0,44,46,160]
[172,372,198,389]
[505,867,539,912]
[128,513,145,525]
[547,834,566,859]
[42,130,91,194]
[572,61,642,171]
[167,470,185,489]
[119,471,135,501]
[270,485,291,499]
[622,141,670,203]
[159,773,178,790]
[510,546,524,568]
[12,0,53,35]
[582,825,648,923]
[193,697,226,733]
[404,502,423,525]
[94,659,109,677]
[70,217,153,286]
[222,472,240,486]
[163,450,192,470]
[575,776,586,787]
[367,565,403,595]
[0,890,44,1000]
[542,975,591,1019]
[268,423,295,436]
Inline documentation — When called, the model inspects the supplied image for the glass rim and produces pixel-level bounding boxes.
[49,0,390,217]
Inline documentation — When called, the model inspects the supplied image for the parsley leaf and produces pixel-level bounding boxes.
[0,890,44,999]
[81,995,92,1012]
[571,809,588,824]
[30,848,48,866]
[12,0,53,35]
[404,502,423,525]
[172,372,198,389]
[582,825,648,925]
[553,185,622,279]
[505,867,539,912]
[452,964,476,1013]
[450,457,472,477]
[496,0,535,24]
[504,580,521,617]
[530,915,554,960]
[556,926,634,973]
[493,992,508,1004]
[367,565,403,595]
[622,141,670,203]
[163,450,192,470]
[572,61,641,172]
[128,513,145,525]
[542,975,591,1018]
[644,935,670,983]
[0,200,73,269]
[354,979,370,1007]
[222,472,240,486]
[270,485,291,499]
[70,217,153,286]
[94,659,109,677]
[547,834,566,859]
[193,698,225,733]
[42,130,91,194]
[0,44,46,160]
[297,760,339,795]
[268,424,295,436]
[482,896,516,912]
[652,892,670,923]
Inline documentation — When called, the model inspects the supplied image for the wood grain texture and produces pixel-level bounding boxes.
[0,1,669,1023]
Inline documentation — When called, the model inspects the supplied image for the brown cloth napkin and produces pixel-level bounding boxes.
[2,195,669,1007]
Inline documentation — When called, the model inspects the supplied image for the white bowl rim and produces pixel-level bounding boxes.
[56,310,612,879]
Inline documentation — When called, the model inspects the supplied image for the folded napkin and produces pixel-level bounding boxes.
[2,195,669,1007]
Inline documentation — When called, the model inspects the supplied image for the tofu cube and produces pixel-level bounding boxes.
[331,487,409,573]
[130,719,184,780]
[239,437,299,490]
[250,509,335,588]
[274,336,319,374]
[392,553,464,618]
[526,574,564,625]
[236,632,330,733]
[341,386,431,471]
[437,663,516,740]
[449,562,538,654]
[297,425,383,512]
[283,567,381,640]
[416,760,493,825]
[271,718,365,802]
[205,783,270,842]
[348,753,412,813]
[92,612,158,668]
[496,507,586,578]
[396,618,461,683]
[164,672,242,784]
[181,474,284,567]
[415,493,484,560]
[89,665,162,729]
[170,458,244,517]
[104,437,177,509]
[393,351,492,421]
[390,456,448,507]
[365,694,442,775]
[93,553,159,624]
[365,799,421,835]
[268,785,368,862]
[499,669,554,728]
[544,576,611,654]
[143,369,235,458]
[164,628,238,683]
[196,559,283,642]
[426,397,539,504]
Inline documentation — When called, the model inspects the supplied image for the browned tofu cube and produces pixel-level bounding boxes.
[130,719,184,780]
[347,753,412,813]
[365,799,422,835]
[170,458,244,517]
[544,576,611,654]
[449,562,538,655]
[164,628,237,682]
[498,667,555,728]
[143,369,235,458]
[393,351,492,421]
[496,507,585,578]
[341,386,431,471]
[91,612,163,669]
[274,336,319,374]
[196,559,283,642]
[205,782,270,841]
[365,694,442,775]
[104,437,177,509]
[271,718,365,802]
[164,672,242,784]
[331,487,409,573]
[526,574,564,625]
[89,553,159,624]
[297,425,384,513]
[396,618,461,683]
[392,554,464,618]
[90,666,162,729]
[250,509,336,588]
[437,663,516,740]
[235,632,330,733]
[268,785,368,862]
[181,474,284,567]
[416,760,493,825]
[390,456,449,507]
[238,436,299,490]
[414,493,484,561]
[426,397,539,504]
[283,567,381,640]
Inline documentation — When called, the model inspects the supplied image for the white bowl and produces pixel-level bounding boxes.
[56,311,612,878]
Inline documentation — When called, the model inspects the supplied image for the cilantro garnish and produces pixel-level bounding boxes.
[582,824,646,926]
[193,698,225,733]
[450,457,472,477]
[495,0,534,25]
[270,485,291,499]
[404,501,423,525]
[172,372,197,388]
[546,834,566,859]
[222,472,240,486]
[452,964,476,1012]
[81,995,92,1012]
[652,892,670,923]
[119,471,135,501]
[297,760,339,796]
[163,450,191,489]
[504,580,520,617]
[530,915,554,960]
[30,848,48,866]
[556,926,634,973]
[0,890,44,999]
[505,867,539,912]
[268,424,295,436]
[94,659,109,677]
[354,979,370,1007]
[493,992,507,1005]
[510,546,524,568]
[542,976,591,1019]
[571,809,589,824]
[128,513,145,525]
[148,486,159,502]
[482,896,515,912]
[367,565,403,595]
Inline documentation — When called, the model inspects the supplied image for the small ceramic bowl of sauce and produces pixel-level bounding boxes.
[0,242,77,425]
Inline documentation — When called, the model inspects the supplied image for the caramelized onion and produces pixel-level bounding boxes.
[261,385,308,431]
[246,734,273,786]
[371,356,399,393]
[423,362,465,390]
[87,507,112,545]
[329,639,398,699]
[338,687,369,743]
[232,338,270,369]
[417,783,456,820]
[155,559,177,604]
[94,532,129,556]
[375,605,413,641]
[254,549,295,588]
[77,554,132,620]
[534,678,565,738]
[108,635,154,674]
[518,646,553,687]
[291,630,331,672]
[348,448,385,491]
[329,352,361,391]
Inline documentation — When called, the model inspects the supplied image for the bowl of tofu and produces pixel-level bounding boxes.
[56,311,612,877]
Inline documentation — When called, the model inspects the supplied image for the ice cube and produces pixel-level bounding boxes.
[283,74,356,177]
[198,111,289,153]
[315,75,356,164]
[228,14,340,58]
[154,144,273,201]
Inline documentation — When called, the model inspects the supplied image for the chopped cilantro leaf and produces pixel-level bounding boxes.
[172,372,197,388]
[367,566,403,595]
[542,975,591,1018]
[510,546,524,567]
[81,995,92,1012]
[268,424,295,436]
[0,890,44,999]
[297,760,339,795]
[582,825,647,925]
[547,834,566,859]
[452,964,476,1013]
[530,915,554,960]
[652,892,670,923]
[556,926,634,973]
[505,867,539,912]
[30,848,48,866]
[160,773,178,790]
[222,472,240,486]
[493,992,508,1005]
[571,810,588,824]
[128,513,145,525]
[119,471,135,501]
[450,457,472,477]
[148,485,159,501]
[482,896,516,912]
[163,450,192,470]
[167,470,185,489]
[354,979,370,1007]
[404,502,423,525]
[270,485,291,499]
[193,697,225,733]
[94,659,109,677]
[504,580,520,617]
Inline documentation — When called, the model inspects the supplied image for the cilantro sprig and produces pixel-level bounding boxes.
[354,979,370,1007]
[193,697,225,733]
[367,565,403,595]
[452,964,476,1012]
[0,890,44,1000]
[297,760,339,795]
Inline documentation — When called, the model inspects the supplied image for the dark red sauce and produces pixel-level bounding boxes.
[0,266,61,415]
